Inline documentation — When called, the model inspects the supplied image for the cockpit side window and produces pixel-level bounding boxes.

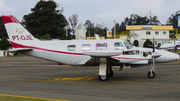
[114,42,124,50]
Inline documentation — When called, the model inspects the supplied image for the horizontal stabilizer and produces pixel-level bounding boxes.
[7,48,33,52]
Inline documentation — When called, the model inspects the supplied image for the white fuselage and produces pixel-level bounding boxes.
[17,39,179,66]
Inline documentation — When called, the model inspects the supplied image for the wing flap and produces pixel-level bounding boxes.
[81,50,122,57]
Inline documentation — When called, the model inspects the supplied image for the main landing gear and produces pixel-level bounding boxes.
[98,58,114,81]
[99,69,114,81]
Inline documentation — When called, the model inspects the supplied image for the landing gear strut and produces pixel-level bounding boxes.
[99,58,108,81]
[108,68,114,77]
[98,58,114,81]
[147,57,156,79]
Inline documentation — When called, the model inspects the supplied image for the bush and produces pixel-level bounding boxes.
[133,40,139,47]
[43,34,51,40]
[0,37,11,50]
[61,34,71,40]
[143,39,153,48]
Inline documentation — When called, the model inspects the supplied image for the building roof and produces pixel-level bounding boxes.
[126,25,173,30]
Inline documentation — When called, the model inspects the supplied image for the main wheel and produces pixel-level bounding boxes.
[147,71,155,79]
[99,75,108,81]
[108,69,114,77]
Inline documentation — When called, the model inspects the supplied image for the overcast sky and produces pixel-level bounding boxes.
[0,0,180,30]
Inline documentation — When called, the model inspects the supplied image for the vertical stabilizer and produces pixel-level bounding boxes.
[1,15,40,48]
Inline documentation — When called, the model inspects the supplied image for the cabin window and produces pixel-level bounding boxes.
[67,45,76,51]
[96,43,107,50]
[146,31,151,35]
[82,44,91,51]
[114,42,124,50]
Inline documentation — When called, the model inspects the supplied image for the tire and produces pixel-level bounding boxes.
[147,71,155,79]
[99,75,108,81]
[108,69,114,77]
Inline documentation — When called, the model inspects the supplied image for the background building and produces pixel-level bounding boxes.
[126,25,173,47]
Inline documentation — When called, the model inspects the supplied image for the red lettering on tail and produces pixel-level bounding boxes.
[12,35,33,41]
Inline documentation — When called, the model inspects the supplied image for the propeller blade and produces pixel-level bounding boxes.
[153,37,155,52]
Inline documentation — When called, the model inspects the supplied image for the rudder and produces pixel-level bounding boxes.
[1,15,40,48]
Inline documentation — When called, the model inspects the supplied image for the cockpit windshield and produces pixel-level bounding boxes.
[124,41,134,49]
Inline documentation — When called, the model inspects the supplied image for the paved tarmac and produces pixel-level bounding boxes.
[0,56,180,101]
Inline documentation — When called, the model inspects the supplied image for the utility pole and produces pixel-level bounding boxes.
[66,24,68,37]
[114,20,116,39]
[89,30,90,38]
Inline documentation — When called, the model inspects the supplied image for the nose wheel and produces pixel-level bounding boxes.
[148,56,156,79]
[147,71,155,78]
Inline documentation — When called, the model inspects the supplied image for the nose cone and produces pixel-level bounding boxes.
[164,51,179,61]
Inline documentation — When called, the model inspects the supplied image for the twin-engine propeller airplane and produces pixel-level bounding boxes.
[160,40,180,50]
[1,15,180,81]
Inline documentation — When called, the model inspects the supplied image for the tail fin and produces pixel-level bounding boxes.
[1,15,40,48]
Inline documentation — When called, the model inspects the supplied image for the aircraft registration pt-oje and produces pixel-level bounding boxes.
[1,15,179,81]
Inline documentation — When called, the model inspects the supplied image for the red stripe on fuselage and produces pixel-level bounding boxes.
[1,15,19,24]
[10,41,84,56]
[112,57,148,60]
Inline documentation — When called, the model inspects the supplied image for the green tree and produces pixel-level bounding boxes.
[133,40,139,47]
[43,34,51,40]
[22,0,67,39]
[166,10,180,28]
[0,17,8,39]
[143,39,153,48]
[61,34,71,40]
[116,13,161,34]
[0,38,11,50]
[146,11,161,25]
[84,20,94,30]
[84,20,107,38]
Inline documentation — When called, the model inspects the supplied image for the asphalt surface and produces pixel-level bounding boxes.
[0,56,180,101]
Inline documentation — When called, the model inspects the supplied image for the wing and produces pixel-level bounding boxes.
[81,50,122,57]
[7,48,33,52]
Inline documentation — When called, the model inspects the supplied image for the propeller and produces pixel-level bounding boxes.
[152,37,155,72]
[153,37,155,52]
[148,37,157,78]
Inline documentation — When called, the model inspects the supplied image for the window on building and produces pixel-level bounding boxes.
[82,44,91,51]
[155,31,159,35]
[146,31,151,35]
[163,31,166,34]
[96,43,107,50]
[114,42,124,50]
[67,45,76,51]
